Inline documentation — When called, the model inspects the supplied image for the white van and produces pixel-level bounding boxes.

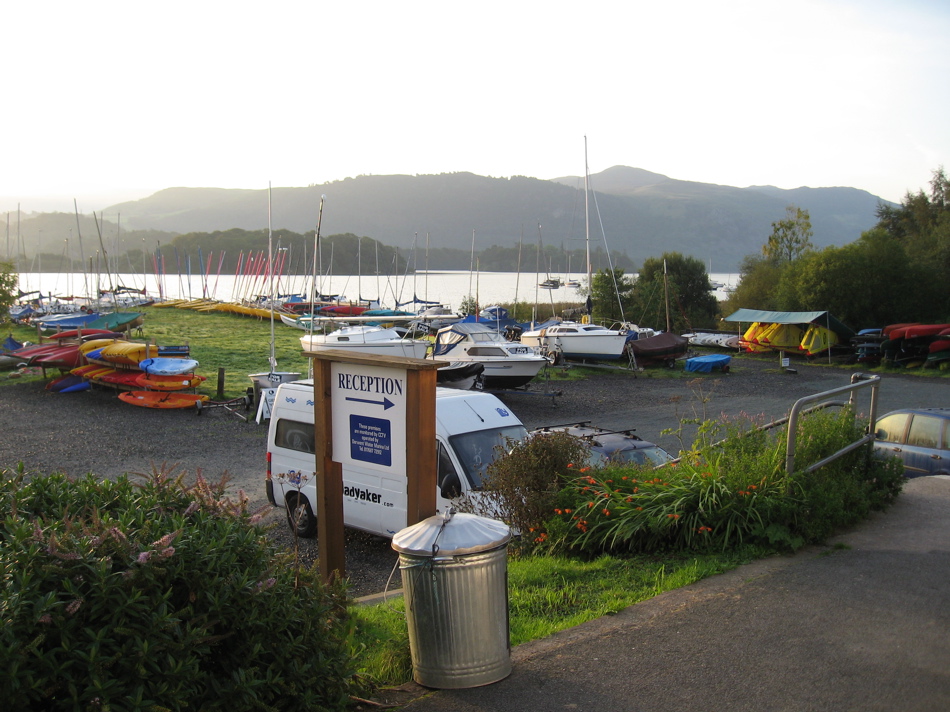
[265,379,527,538]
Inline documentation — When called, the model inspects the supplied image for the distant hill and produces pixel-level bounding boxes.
[6,168,895,272]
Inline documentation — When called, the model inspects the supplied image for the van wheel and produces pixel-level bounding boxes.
[286,494,317,538]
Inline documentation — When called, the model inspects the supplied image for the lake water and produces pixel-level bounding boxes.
[15,270,741,309]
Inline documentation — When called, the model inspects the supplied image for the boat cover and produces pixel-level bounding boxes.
[685,354,732,373]
[724,309,854,339]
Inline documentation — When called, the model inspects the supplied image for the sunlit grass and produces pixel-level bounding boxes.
[350,546,766,688]
[2,306,311,397]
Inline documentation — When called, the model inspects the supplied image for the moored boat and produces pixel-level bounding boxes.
[520,321,628,361]
[300,325,430,359]
[431,322,549,388]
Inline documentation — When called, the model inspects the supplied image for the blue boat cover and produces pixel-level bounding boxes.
[684,354,732,373]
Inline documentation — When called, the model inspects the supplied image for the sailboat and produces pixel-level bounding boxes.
[520,138,628,361]
[564,256,581,289]
[249,184,301,397]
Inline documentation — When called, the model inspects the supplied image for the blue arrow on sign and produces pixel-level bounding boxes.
[346,396,395,410]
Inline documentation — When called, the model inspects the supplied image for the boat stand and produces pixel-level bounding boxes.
[195,394,254,421]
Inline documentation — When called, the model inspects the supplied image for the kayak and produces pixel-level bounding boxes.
[99,341,155,366]
[118,391,210,409]
[139,357,199,376]
[134,372,207,391]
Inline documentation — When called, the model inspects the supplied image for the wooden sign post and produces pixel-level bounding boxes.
[306,349,441,584]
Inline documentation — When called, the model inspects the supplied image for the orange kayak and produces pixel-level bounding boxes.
[134,372,207,391]
[118,391,210,409]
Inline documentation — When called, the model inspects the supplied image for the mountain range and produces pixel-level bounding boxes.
[8,167,894,273]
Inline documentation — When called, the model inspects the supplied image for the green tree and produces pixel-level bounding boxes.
[0,260,17,319]
[875,167,950,316]
[589,267,635,324]
[763,205,814,263]
[629,253,719,331]
[720,254,784,315]
[780,229,933,327]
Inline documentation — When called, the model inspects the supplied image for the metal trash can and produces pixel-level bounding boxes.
[391,510,512,689]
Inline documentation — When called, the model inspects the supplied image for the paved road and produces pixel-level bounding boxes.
[400,475,950,711]
[505,356,949,456]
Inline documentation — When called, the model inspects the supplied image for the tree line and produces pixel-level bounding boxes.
[579,168,949,332]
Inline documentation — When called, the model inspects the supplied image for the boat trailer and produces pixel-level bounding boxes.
[195,394,254,421]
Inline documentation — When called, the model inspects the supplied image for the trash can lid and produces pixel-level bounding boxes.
[391,511,511,556]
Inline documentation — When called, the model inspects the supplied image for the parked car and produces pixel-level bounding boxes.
[872,408,950,477]
[530,422,675,467]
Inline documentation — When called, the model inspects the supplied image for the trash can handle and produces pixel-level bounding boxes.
[430,507,457,558]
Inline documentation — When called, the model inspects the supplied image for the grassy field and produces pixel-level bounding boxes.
[3,305,312,398]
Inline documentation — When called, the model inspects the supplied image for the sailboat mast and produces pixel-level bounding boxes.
[584,135,592,298]
[663,258,671,332]
[268,183,276,372]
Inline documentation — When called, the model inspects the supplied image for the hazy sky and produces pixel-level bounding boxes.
[3,0,947,213]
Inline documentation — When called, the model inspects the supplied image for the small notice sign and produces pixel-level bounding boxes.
[349,414,392,466]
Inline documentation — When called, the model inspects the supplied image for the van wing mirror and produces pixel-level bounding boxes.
[440,472,463,499]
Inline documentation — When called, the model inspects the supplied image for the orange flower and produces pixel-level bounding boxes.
[603,509,610,516]
[588,502,594,508]
[580,467,591,473]
[567,463,575,468]
[554,508,563,515]
[564,508,572,514]
[636,507,643,511]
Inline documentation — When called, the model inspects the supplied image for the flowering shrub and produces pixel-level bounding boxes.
[0,465,364,711]
[457,430,590,541]
[537,409,904,555]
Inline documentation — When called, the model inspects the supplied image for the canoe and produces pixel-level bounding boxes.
[118,391,210,409]
[139,357,199,376]
[94,370,146,387]
[134,372,207,391]
[46,374,88,392]
[78,338,124,356]
[31,344,84,369]
[99,342,155,365]
[71,365,115,379]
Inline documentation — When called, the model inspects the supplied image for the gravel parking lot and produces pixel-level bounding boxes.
[3,355,947,596]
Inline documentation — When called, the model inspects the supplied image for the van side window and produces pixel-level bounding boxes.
[275,418,315,454]
[907,415,941,450]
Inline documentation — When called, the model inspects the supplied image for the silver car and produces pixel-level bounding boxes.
[873,408,950,477]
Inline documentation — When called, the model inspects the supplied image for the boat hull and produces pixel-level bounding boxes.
[118,391,210,409]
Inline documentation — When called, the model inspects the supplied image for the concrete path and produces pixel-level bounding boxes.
[401,476,950,711]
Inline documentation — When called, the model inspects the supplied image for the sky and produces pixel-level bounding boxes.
[2,0,947,214]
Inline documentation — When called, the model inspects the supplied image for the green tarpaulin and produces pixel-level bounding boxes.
[723,309,854,339]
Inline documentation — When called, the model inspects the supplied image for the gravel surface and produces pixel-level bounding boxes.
[3,355,947,597]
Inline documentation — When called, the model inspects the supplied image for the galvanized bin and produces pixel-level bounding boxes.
[391,511,511,689]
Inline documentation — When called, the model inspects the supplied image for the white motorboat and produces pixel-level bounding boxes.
[431,322,550,388]
[300,324,430,359]
[520,321,629,361]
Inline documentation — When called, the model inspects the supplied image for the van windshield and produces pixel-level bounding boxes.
[449,425,528,489]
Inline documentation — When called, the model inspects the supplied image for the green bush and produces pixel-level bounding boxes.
[0,466,365,711]
[509,409,904,556]
[457,431,590,544]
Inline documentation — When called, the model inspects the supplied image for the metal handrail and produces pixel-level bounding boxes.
[785,373,881,475]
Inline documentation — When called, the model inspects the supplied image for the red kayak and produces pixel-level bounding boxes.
[32,345,84,369]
